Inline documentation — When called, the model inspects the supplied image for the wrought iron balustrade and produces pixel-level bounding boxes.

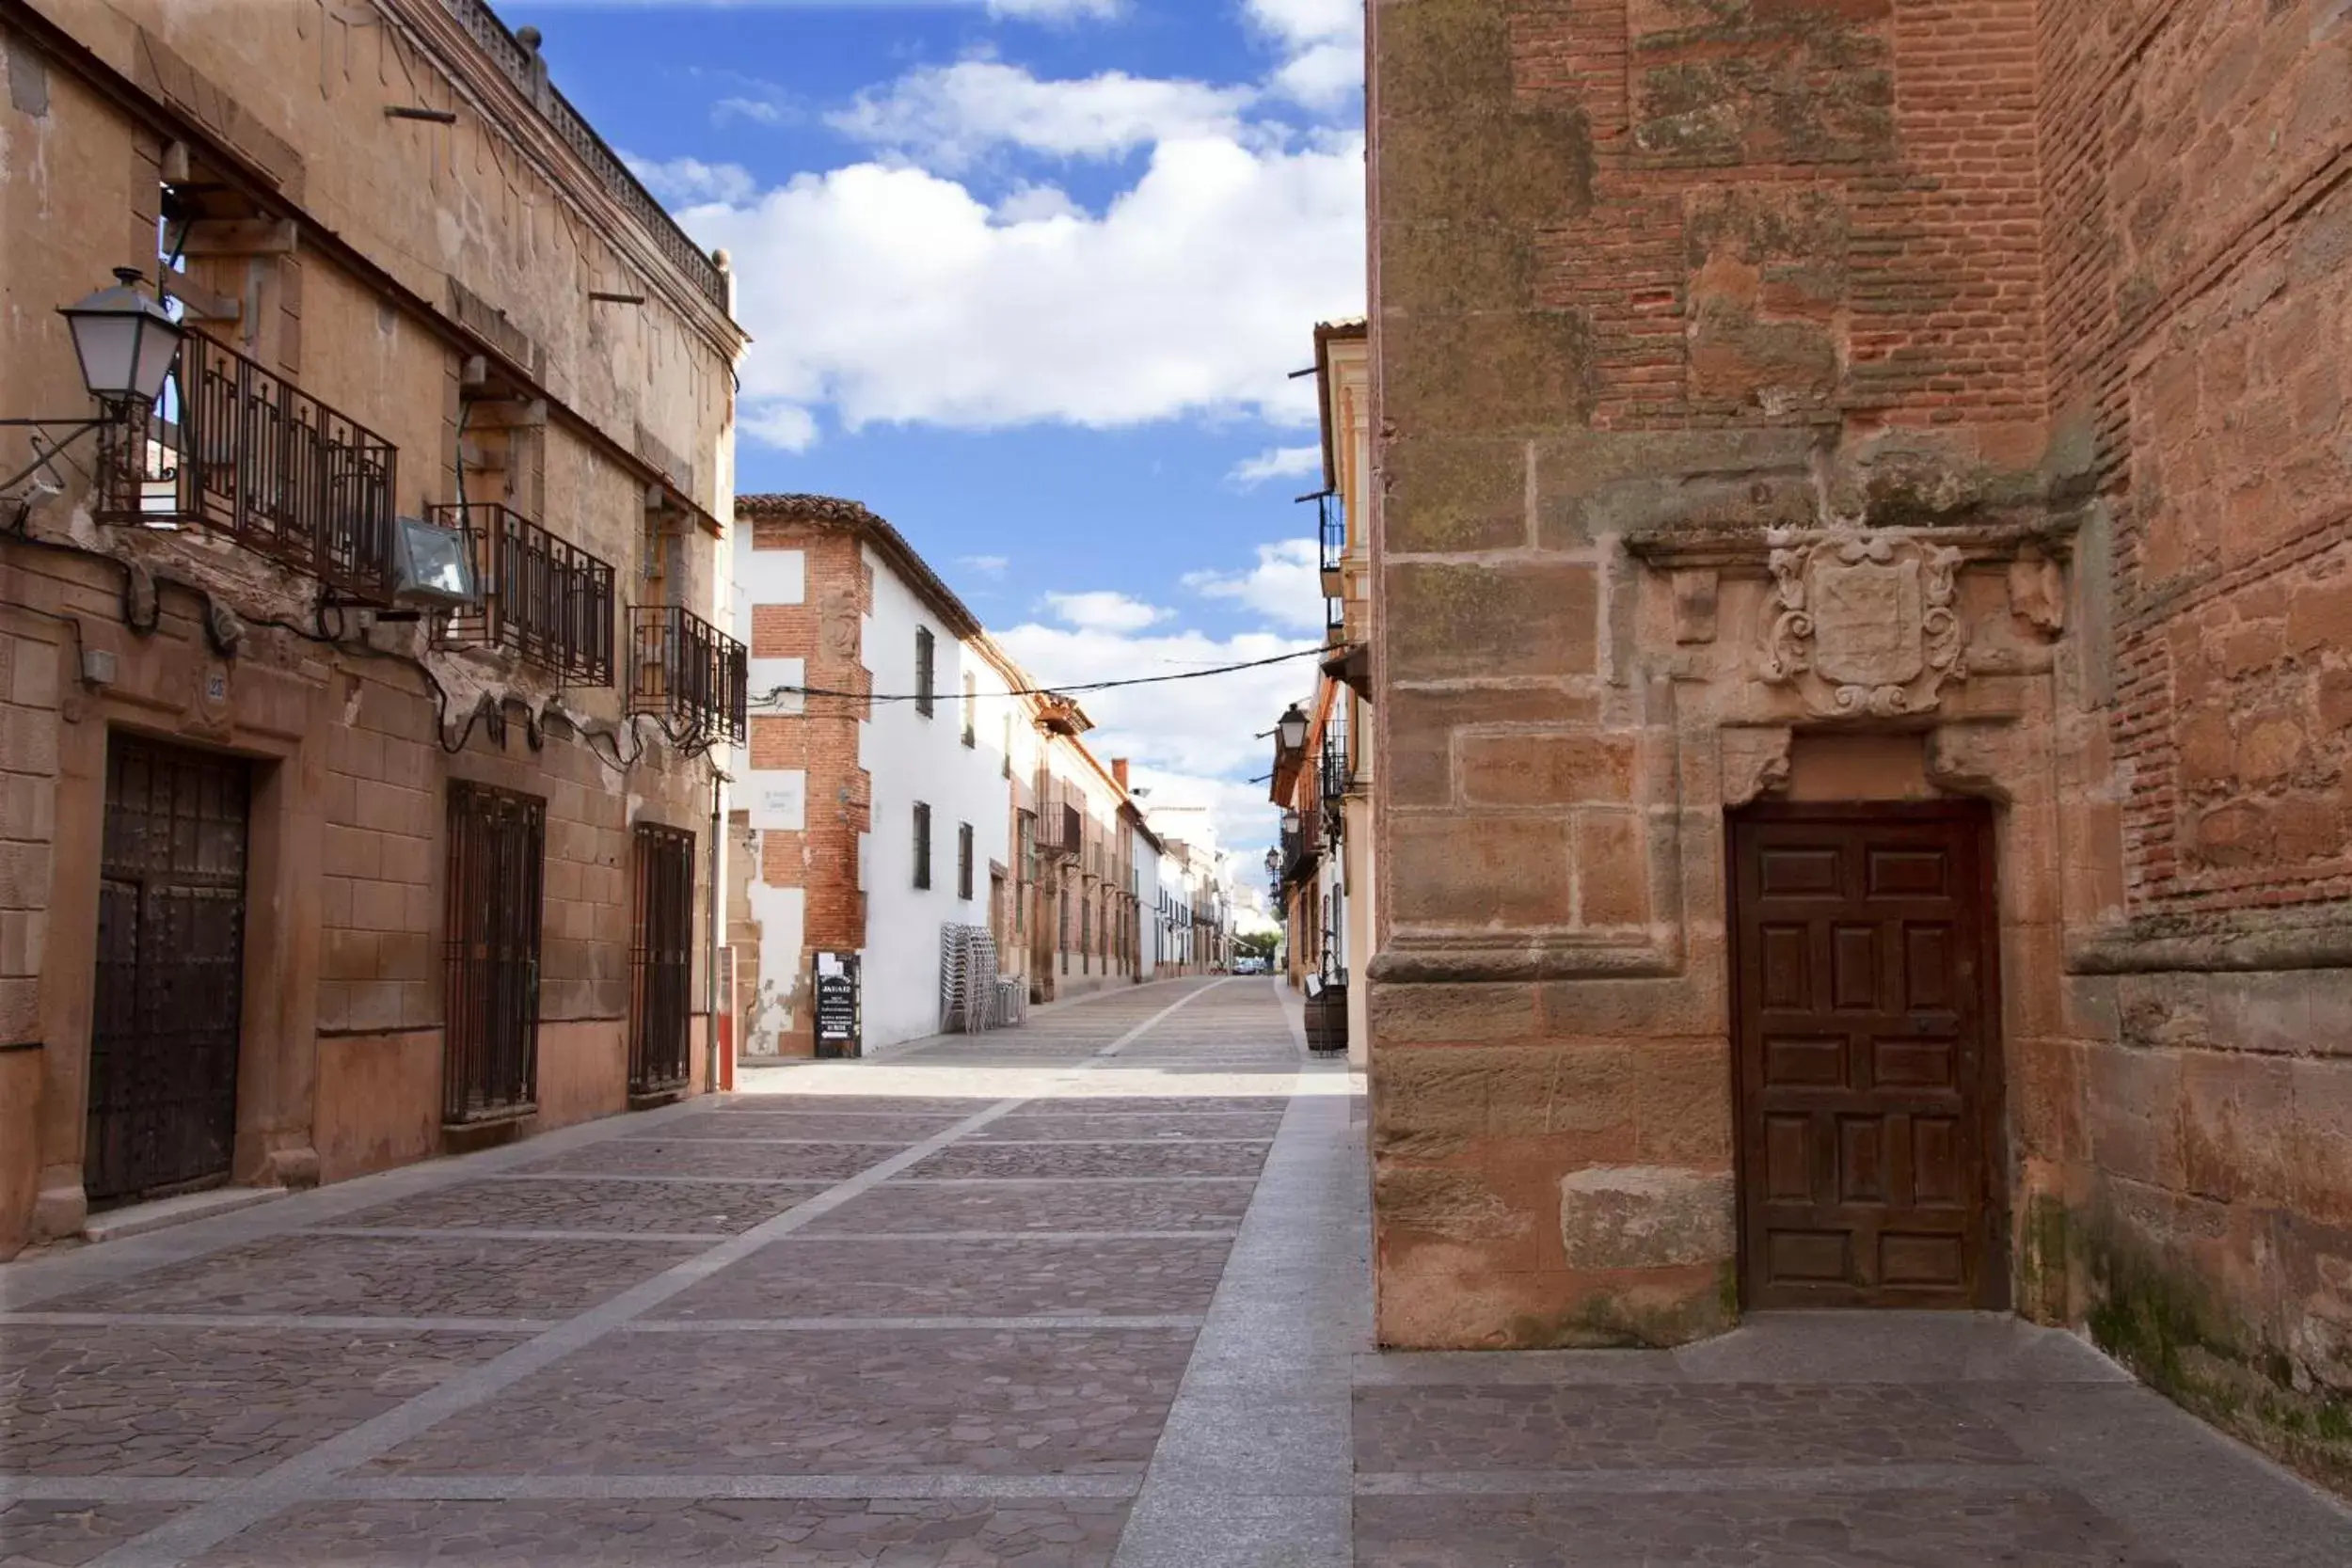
[628,603,747,743]
[97,329,397,601]
[1317,490,1345,596]
[431,502,615,685]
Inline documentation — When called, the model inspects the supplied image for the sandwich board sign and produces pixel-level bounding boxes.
[813,951,861,1059]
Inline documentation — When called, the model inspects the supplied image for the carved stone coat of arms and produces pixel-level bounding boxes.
[1759,531,1967,717]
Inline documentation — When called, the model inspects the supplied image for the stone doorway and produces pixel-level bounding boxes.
[1727,800,2008,1310]
[84,735,253,1207]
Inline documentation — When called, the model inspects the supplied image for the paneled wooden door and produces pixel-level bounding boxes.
[1728,801,2005,1310]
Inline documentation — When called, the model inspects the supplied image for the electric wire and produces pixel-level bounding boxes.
[748,643,1330,712]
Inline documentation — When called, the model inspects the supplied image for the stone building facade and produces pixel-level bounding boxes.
[1365,0,2352,1485]
[0,0,746,1256]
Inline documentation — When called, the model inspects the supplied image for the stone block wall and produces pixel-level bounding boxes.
[1367,2,2352,1496]
[2027,0,2352,1490]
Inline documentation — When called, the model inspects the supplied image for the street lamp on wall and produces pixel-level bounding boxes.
[60,270,185,407]
[4,269,188,501]
[1276,704,1308,752]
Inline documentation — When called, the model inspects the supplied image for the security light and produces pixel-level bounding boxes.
[389,515,479,609]
[59,269,183,406]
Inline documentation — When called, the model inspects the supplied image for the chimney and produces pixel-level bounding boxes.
[1112,758,1130,790]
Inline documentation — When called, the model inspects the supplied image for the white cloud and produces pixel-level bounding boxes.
[715,97,791,128]
[680,130,1364,445]
[625,154,757,207]
[960,554,1010,578]
[993,181,1086,224]
[1244,0,1364,108]
[989,0,1120,18]
[1041,590,1168,633]
[739,402,820,452]
[1228,444,1321,486]
[830,61,1257,172]
[1183,537,1324,633]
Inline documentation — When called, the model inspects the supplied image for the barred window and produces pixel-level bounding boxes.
[958,822,975,900]
[913,801,932,890]
[914,627,935,717]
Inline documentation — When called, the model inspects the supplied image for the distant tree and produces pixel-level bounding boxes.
[1234,930,1279,962]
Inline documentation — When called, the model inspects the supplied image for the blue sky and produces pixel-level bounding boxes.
[505,0,1365,864]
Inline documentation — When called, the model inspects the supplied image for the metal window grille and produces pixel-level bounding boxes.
[443,782,545,1125]
[961,673,977,747]
[628,823,695,1096]
[958,822,975,901]
[628,603,747,743]
[914,626,935,717]
[913,801,932,889]
[96,329,398,601]
[432,502,615,685]
[1015,810,1034,932]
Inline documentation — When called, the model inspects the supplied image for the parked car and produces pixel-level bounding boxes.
[1232,956,1266,974]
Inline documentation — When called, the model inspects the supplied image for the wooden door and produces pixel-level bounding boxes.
[86,736,251,1206]
[1729,801,2004,1309]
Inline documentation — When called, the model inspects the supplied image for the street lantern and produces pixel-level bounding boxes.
[1280,808,1301,836]
[1263,847,1280,877]
[58,269,183,407]
[1276,703,1309,752]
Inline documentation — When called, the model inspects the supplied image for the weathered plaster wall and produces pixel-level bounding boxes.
[1,0,739,1254]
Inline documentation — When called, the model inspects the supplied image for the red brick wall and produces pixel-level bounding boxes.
[741,522,872,1053]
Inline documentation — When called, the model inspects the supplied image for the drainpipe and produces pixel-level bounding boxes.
[706,763,724,1094]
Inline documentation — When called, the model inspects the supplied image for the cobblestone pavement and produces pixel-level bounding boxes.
[6,976,2350,1566]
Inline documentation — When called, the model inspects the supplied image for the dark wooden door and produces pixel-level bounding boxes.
[86,736,251,1206]
[442,782,545,1124]
[1729,801,2003,1309]
[628,823,695,1096]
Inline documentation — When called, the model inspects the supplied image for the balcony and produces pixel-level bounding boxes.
[1038,798,1082,860]
[432,502,615,685]
[628,604,747,743]
[1316,491,1345,599]
[1319,725,1354,815]
[97,329,397,601]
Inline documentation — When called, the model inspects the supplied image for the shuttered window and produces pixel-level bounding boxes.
[958,822,975,900]
[914,627,935,717]
[913,801,932,889]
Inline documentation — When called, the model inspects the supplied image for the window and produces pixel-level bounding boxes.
[961,673,977,747]
[1002,711,1013,778]
[957,822,975,900]
[1015,811,1034,933]
[1081,894,1092,956]
[444,782,545,1123]
[913,801,932,889]
[628,824,695,1096]
[914,626,936,717]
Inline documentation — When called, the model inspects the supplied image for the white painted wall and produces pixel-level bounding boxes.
[732,531,816,1055]
[1132,825,1162,980]
[857,546,1014,1048]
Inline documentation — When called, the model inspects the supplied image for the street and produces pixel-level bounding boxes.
[5,976,2349,1566]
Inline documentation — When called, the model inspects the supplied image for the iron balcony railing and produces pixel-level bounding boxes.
[1320,726,1354,814]
[1316,490,1345,598]
[97,329,397,601]
[431,502,616,685]
[628,604,748,743]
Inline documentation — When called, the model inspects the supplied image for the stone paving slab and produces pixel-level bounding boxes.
[1353,1382,2027,1473]
[512,1139,896,1180]
[970,1114,1285,1141]
[334,1179,829,1236]
[651,1236,1235,1320]
[906,1142,1270,1180]
[0,1326,519,1478]
[621,1113,964,1142]
[28,1234,702,1320]
[800,1180,1255,1235]
[361,1328,1198,1478]
[0,1499,185,1567]
[1352,1487,2172,1567]
[188,1497,1132,1566]
[712,1096,998,1116]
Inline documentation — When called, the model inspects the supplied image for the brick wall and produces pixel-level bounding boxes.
[1368,2,2352,1466]
[739,520,871,1053]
